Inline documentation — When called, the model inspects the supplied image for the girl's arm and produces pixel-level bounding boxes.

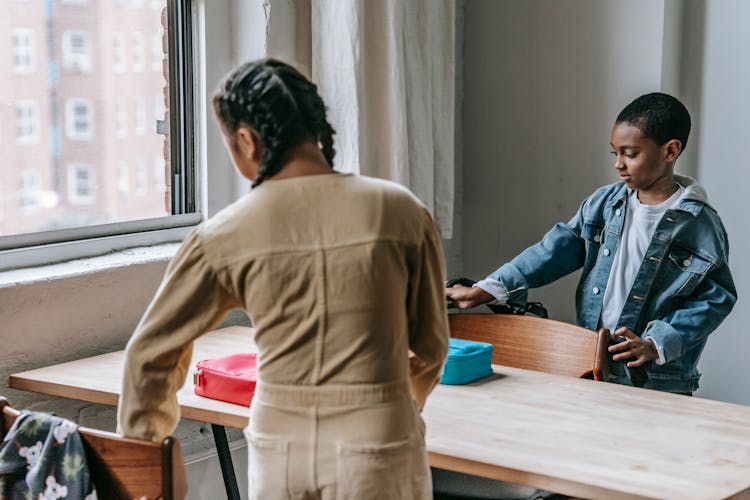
[117,229,241,441]
[407,209,450,410]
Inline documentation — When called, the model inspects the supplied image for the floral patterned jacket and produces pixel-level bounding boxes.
[0,410,97,500]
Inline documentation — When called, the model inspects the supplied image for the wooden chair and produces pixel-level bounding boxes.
[0,397,188,500]
[449,313,609,380]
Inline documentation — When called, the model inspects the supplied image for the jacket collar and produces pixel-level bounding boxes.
[605,173,709,217]
[674,174,711,216]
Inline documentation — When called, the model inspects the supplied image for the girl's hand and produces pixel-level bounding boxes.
[445,284,494,309]
[608,327,658,367]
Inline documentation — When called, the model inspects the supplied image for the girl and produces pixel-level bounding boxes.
[117,58,449,500]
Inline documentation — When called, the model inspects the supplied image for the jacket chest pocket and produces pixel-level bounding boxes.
[666,245,714,297]
[581,221,604,245]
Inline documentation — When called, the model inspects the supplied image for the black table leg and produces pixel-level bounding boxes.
[211,424,241,500]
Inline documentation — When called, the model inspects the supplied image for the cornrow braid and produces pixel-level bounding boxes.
[212,58,337,188]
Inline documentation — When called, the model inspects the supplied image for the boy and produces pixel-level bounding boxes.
[446,92,736,394]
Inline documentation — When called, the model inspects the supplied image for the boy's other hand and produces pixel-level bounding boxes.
[445,285,493,309]
[608,327,658,367]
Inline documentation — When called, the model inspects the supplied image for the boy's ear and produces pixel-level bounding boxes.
[664,139,683,162]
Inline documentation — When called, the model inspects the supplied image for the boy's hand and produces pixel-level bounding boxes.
[445,284,494,309]
[608,327,658,367]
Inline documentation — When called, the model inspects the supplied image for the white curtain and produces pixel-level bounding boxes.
[309,0,456,238]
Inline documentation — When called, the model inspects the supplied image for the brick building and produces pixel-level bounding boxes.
[0,0,169,237]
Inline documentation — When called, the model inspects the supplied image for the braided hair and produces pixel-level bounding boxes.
[212,58,336,187]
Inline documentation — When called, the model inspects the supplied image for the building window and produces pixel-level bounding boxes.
[16,100,40,144]
[19,169,40,210]
[135,97,146,135]
[153,94,165,121]
[154,156,166,192]
[65,99,94,141]
[12,29,35,73]
[132,32,145,71]
[113,32,126,73]
[135,158,148,195]
[62,31,92,73]
[151,32,163,71]
[67,164,96,205]
[0,180,4,222]
[116,97,128,138]
[117,161,130,200]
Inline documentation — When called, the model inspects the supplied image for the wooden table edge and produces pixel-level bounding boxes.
[428,451,660,500]
[8,375,120,407]
[9,374,251,429]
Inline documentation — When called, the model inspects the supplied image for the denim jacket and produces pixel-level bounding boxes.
[489,174,736,392]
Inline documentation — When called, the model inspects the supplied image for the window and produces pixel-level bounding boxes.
[151,32,163,71]
[1,0,198,269]
[62,31,92,73]
[153,94,165,121]
[117,161,130,200]
[135,97,146,135]
[154,156,166,192]
[0,180,4,222]
[12,29,35,73]
[65,98,94,140]
[135,159,148,195]
[19,169,40,210]
[116,97,128,138]
[67,164,96,205]
[16,100,40,144]
[113,32,126,73]
[132,32,145,71]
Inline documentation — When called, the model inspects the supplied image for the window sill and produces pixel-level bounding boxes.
[0,242,180,288]
[0,214,199,271]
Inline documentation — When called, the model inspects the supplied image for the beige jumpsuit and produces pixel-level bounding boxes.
[116,173,450,499]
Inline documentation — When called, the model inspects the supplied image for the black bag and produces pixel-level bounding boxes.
[446,277,548,318]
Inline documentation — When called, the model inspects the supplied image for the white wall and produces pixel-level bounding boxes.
[689,0,750,405]
[462,0,670,323]
[462,0,749,405]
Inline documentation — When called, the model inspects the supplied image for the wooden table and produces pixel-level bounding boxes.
[10,326,750,500]
[425,368,750,500]
[9,326,253,429]
[10,326,253,500]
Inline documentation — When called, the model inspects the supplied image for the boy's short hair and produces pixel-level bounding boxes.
[616,92,691,150]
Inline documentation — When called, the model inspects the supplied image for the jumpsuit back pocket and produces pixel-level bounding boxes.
[336,438,428,500]
[246,430,291,500]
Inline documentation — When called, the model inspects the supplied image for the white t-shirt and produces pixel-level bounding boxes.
[600,185,684,361]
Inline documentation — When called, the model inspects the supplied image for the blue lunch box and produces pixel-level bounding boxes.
[439,338,494,385]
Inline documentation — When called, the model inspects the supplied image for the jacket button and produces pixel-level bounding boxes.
[683,259,692,267]
[592,286,600,295]
[593,234,601,243]
[603,248,610,256]
[615,209,622,216]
